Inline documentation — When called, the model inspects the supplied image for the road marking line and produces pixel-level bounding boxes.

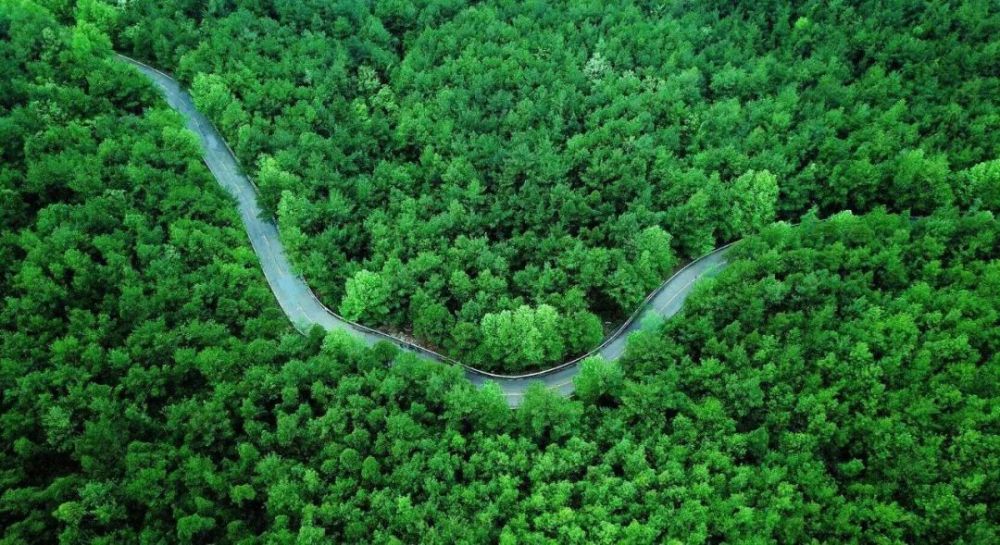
[654,273,699,313]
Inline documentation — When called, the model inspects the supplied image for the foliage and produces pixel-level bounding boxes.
[727,169,779,238]
[112,0,1000,369]
[339,269,391,323]
[1,2,998,545]
[479,304,563,369]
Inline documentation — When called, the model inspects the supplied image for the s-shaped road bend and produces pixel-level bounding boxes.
[119,55,734,407]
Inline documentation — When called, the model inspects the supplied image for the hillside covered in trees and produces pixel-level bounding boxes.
[2,1,999,544]
[110,0,1000,369]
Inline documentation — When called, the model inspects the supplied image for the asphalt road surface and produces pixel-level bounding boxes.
[119,54,734,407]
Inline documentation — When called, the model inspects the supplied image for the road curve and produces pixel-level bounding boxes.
[118,54,734,407]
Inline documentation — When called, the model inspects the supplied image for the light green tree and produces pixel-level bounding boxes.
[729,169,779,237]
[480,304,566,369]
[574,356,624,406]
[339,270,390,323]
[631,225,677,287]
[961,159,1000,211]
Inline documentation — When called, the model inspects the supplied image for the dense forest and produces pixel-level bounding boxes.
[2,1,999,544]
[109,0,1000,369]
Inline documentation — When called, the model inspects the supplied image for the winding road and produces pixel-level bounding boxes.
[119,55,734,407]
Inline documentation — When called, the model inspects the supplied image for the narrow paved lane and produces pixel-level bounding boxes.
[119,54,733,407]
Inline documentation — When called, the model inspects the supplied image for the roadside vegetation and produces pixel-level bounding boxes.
[1,1,998,544]
[112,0,999,370]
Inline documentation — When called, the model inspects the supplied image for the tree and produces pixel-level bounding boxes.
[893,148,953,213]
[74,0,120,34]
[960,159,1000,212]
[410,291,454,342]
[256,156,301,216]
[339,269,390,323]
[574,356,624,407]
[562,310,603,354]
[109,0,1000,372]
[480,306,543,368]
[479,304,566,369]
[631,225,678,288]
[4,3,1000,544]
[728,169,779,238]
[191,72,237,123]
